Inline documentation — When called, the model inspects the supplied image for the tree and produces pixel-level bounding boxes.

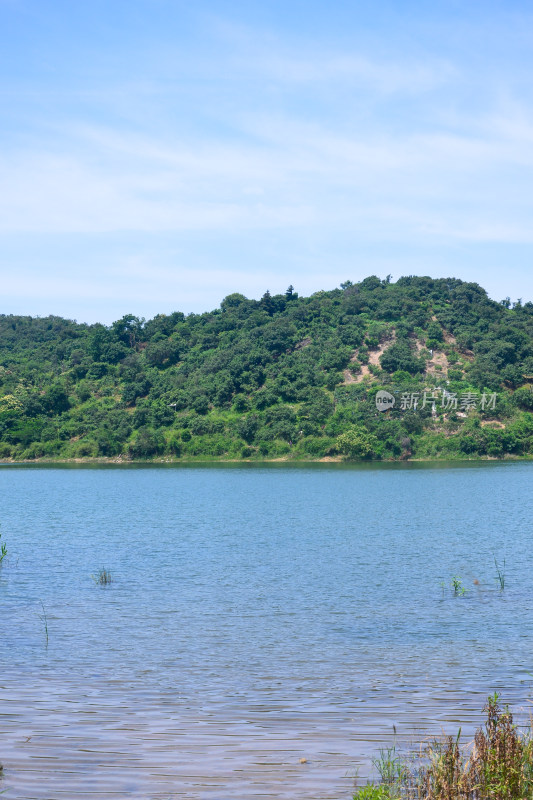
[260,290,275,316]
[129,427,164,458]
[236,414,260,443]
[285,285,298,301]
[380,340,425,375]
[43,385,70,415]
[144,338,180,367]
[112,315,144,348]
[513,387,533,411]
[427,321,443,342]
[221,293,248,311]
[337,426,379,459]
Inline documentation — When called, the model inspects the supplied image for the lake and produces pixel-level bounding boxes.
[1,461,532,799]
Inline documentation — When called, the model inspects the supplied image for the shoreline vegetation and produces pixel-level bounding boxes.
[353,695,533,800]
[1,453,533,465]
[0,276,532,462]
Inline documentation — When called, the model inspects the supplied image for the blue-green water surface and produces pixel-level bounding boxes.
[0,461,532,799]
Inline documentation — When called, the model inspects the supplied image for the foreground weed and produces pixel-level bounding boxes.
[353,784,392,799]
[373,744,407,788]
[91,568,113,585]
[354,695,533,800]
[353,743,407,799]
[417,694,528,799]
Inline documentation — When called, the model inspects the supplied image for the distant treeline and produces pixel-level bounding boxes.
[0,275,532,461]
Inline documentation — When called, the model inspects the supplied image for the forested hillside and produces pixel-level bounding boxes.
[0,276,532,461]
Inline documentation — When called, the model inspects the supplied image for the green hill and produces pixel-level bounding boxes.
[1,276,532,461]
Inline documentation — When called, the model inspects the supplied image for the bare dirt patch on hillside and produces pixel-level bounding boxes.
[426,349,449,378]
[414,338,449,378]
[342,368,358,384]
[344,331,396,384]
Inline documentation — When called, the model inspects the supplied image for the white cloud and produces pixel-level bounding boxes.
[238,51,455,94]
[1,5,533,327]
[211,17,456,94]
[2,96,533,245]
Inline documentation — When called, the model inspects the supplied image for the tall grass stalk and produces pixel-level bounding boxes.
[372,744,408,789]
[494,554,506,591]
[38,600,48,647]
[0,529,6,565]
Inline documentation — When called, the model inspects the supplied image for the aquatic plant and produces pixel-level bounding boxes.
[91,568,113,585]
[372,745,407,788]
[494,554,506,591]
[0,529,7,565]
[451,576,466,596]
[353,695,533,800]
[38,600,48,647]
[353,734,408,799]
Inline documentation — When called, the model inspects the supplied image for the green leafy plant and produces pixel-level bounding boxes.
[353,784,392,799]
[451,576,466,596]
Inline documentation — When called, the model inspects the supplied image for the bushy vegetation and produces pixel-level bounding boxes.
[353,695,533,800]
[0,276,532,461]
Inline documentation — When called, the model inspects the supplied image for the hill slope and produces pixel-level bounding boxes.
[0,276,532,461]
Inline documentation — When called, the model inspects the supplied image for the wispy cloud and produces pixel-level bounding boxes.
[209,15,457,92]
[2,97,533,244]
[1,2,533,318]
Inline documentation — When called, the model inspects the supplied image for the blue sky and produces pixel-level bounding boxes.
[1,0,533,323]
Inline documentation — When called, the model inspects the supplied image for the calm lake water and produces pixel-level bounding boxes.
[1,461,533,799]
